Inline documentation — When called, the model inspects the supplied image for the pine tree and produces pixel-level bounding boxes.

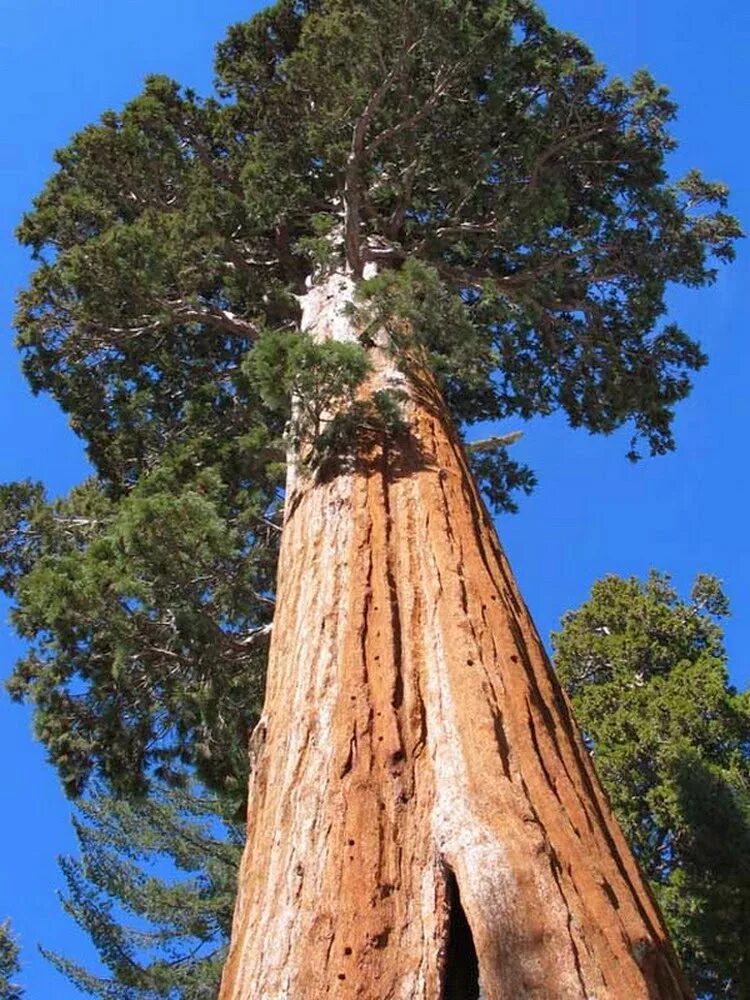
[0,921,23,1000]
[5,1,740,996]
[45,783,241,1000]
[553,572,750,999]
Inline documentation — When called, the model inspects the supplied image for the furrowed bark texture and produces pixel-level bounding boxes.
[219,272,690,1000]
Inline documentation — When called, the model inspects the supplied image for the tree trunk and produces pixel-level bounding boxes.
[219,271,690,999]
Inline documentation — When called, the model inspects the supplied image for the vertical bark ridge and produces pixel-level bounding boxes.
[401,371,687,998]
[219,273,690,999]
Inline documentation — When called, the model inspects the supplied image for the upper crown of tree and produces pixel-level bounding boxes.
[17,0,740,479]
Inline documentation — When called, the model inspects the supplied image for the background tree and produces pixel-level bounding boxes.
[4,0,740,996]
[553,572,750,999]
[45,783,241,1000]
[0,920,23,1000]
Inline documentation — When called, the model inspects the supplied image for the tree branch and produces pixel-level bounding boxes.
[364,62,452,153]
[527,122,613,189]
[387,156,421,240]
[343,36,424,273]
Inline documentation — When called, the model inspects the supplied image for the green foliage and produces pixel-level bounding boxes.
[213,0,739,458]
[45,783,241,999]
[0,480,46,595]
[0,921,22,1000]
[248,327,371,425]
[309,389,410,470]
[247,327,397,470]
[6,0,739,810]
[466,440,536,514]
[3,472,266,803]
[553,572,750,998]
[357,259,503,425]
[16,2,741,482]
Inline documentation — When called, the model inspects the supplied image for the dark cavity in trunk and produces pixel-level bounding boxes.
[444,869,481,1000]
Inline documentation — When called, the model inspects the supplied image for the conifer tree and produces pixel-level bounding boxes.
[553,572,750,999]
[45,783,242,1000]
[4,0,740,996]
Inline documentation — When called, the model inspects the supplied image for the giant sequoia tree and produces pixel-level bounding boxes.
[5,0,740,996]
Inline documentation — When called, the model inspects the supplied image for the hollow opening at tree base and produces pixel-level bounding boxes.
[443,869,481,1000]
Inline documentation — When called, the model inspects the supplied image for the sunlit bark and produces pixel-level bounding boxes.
[219,271,689,1000]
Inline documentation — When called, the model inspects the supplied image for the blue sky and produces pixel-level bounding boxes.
[0,1,747,995]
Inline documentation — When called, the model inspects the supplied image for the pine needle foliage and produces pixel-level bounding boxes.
[0,922,23,1000]
[1,474,268,802]
[44,784,242,1000]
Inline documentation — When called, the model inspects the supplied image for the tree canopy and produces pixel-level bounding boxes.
[4,0,739,799]
[553,572,750,999]
[1,475,266,801]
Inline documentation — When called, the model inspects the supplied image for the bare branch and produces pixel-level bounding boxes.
[229,623,273,649]
[466,431,524,453]
[167,303,260,339]
[344,33,426,273]
[83,299,260,350]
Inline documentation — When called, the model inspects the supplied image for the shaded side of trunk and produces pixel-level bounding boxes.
[219,272,690,1000]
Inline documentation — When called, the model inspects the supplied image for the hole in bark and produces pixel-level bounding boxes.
[370,929,390,948]
[443,870,481,1000]
[348,839,355,846]
[344,947,352,956]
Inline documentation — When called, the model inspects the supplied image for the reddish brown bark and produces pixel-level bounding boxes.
[219,273,690,999]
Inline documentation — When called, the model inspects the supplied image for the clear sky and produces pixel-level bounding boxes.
[0,1,747,996]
